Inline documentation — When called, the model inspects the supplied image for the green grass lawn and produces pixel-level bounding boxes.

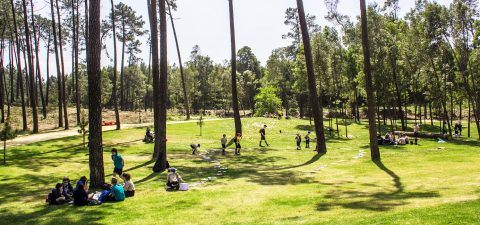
[0,118,479,225]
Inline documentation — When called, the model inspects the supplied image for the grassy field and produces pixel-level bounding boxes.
[0,118,479,225]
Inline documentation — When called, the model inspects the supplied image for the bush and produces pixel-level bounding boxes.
[254,86,282,116]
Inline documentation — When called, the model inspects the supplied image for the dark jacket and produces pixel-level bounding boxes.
[73,188,89,206]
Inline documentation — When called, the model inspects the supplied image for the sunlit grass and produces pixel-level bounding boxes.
[0,118,479,224]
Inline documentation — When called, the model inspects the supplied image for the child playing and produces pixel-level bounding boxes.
[295,133,302,150]
[190,143,201,155]
[111,148,124,178]
[221,134,228,155]
[121,173,135,197]
[235,133,242,155]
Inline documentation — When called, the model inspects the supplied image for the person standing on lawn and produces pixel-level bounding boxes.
[305,131,311,148]
[259,125,269,147]
[413,123,421,144]
[221,134,228,155]
[111,148,124,178]
[295,133,302,150]
[235,133,242,155]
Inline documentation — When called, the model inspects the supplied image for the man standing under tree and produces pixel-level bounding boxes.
[259,125,269,147]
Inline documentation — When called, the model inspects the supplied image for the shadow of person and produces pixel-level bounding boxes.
[374,160,403,194]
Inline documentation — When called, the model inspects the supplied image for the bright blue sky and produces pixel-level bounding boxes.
[5,0,453,76]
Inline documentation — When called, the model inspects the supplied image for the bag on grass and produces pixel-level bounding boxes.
[179,183,189,191]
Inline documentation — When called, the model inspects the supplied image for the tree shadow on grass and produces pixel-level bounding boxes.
[0,201,108,225]
[316,160,439,212]
[270,153,325,171]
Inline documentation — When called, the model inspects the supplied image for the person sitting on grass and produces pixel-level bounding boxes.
[145,127,154,142]
[166,168,183,190]
[111,148,124,178]
[397,133,407,145]
[221,134,228,155]
[191,143,201,155]
[73,184,94,206]
[121,173,135,197]
[384,132,394,145]
[62,177,74,201]
[76,176,88,189]
[377,133,385,145]
[47,183,66,205]
[106,178,125,202]
[235,133,242,155]
[295,133,302,150]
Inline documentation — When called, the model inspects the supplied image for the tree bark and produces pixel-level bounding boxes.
[46,31,51,107]
[120,17,126,111]
[51,0,63,127]
[9,41,14,105]
[167,1,190,120]
[360,0,380,161]
[11,0,28,131]
[229,0,242,135]
[296,0,326,153]
[111,0,121,130]
[56,0,69,129]
[22,0,39,133]
[87,0,105,189]
[151,0,168,173]
[74,0,81,124]
[29,0,46,119]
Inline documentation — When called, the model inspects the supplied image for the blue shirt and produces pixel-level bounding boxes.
[112,154,124,169]
[111,184,125,201]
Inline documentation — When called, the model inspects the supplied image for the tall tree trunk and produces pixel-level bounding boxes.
[120,18,126,111]
[167,1,190,120]
[22,0,39,133]
[87,0,104,189]
[56,0,69,129]
[46,32,51,107]
[30,0,46,119]
[151,0,168,173]
[0,32,5,123]
[229,0,242,135]
[110,0,121,130]
[22,38,30,108]
[296,0,326,153]
[468,98,471,137]
[74,0,81,124]
[11,0,28,131]
[51,0,63,127]
[9,42,14,105]
[360,0,380,161]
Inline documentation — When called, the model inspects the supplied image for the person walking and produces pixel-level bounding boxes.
[259,125,269,147]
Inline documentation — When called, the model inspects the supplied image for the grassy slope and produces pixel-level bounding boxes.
[0,118,479,225]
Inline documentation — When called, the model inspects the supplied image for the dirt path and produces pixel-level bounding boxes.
[7,118,229,147]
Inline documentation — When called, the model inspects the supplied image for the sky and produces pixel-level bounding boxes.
[5,0,454,77]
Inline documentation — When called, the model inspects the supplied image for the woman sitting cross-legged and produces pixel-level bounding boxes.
[121,173,135,197]
[47,183,66,205]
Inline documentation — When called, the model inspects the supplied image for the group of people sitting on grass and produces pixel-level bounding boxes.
[47,174,135,206]
[377,132,417,146]
[47,148,136,206]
